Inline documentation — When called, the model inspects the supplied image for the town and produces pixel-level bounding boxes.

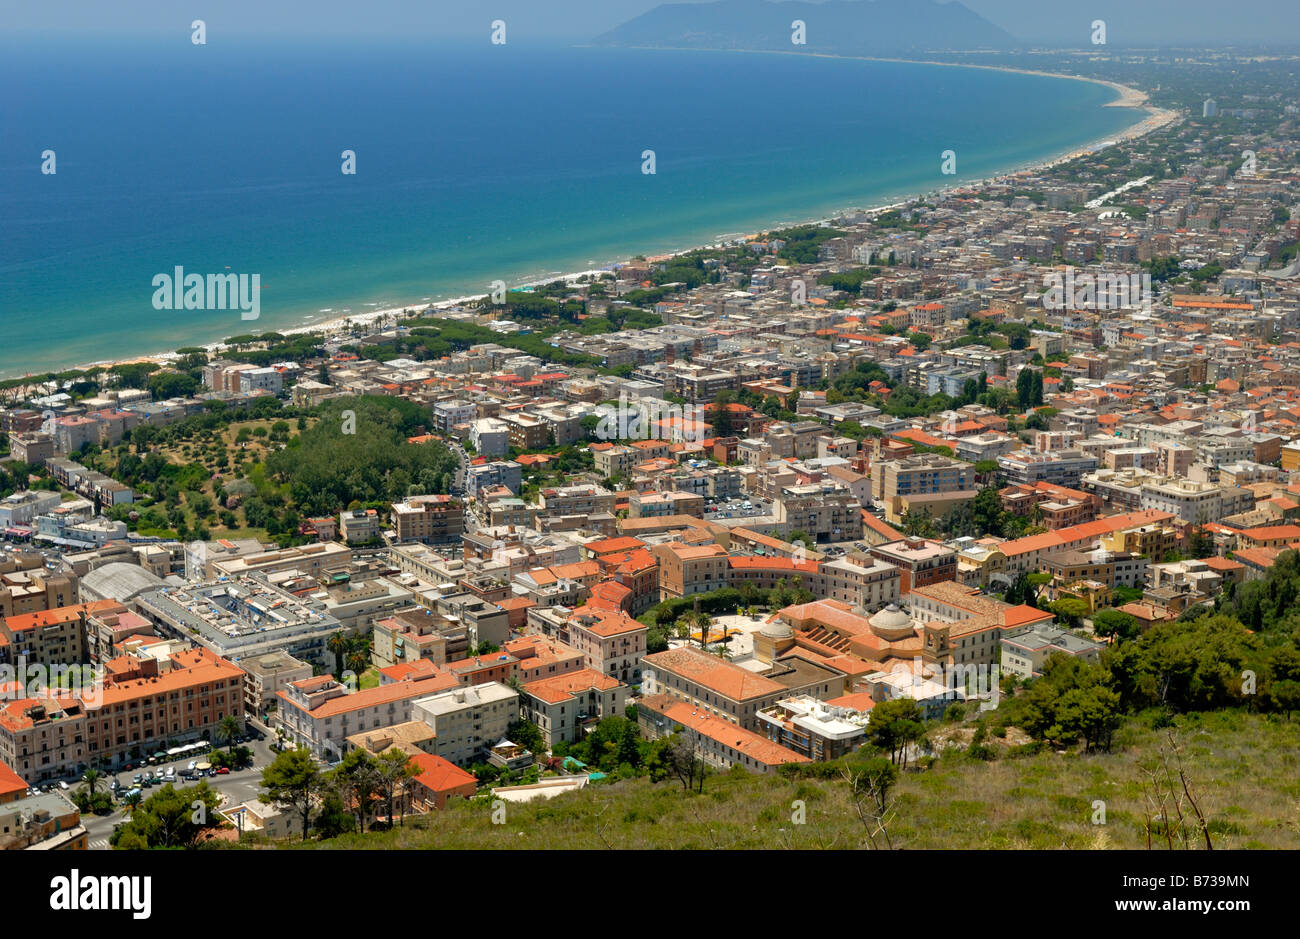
[2,53,1299,851]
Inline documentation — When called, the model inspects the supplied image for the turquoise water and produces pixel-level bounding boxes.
[0,38,1140,377]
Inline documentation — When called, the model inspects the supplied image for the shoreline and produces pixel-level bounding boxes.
[9,52,1179,385]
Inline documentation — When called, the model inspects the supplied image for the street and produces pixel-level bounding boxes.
[81,720,280,849]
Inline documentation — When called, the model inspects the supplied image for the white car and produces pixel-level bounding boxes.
[58,780,70,790]
[187,761,197,771]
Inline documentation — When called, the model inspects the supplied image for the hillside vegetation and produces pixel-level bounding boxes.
[252,710,1300,850]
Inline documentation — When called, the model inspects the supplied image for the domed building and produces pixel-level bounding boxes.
[868,603,914,641]
[753,616,795,662]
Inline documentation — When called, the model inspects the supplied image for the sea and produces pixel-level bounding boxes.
[0,37,1142,377]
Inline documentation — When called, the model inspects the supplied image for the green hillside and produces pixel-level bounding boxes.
[251,709,1300,850]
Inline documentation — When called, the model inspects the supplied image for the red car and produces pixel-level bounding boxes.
[215,766,231,775]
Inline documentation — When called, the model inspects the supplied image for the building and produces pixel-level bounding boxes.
[275,670,458,761]
[136,575,344,668]
[522,669,628,747]
[470,418,511,458]
[391,495,465,545]
[755,695,870,761]
[560,605,648,684]
[652,542,730,600]
[0,600,123,667]
[406,752,478,810]
[410,682,519,767]
[240,651,313,718]
[0,790,87,850]
[1000,622,1106,679]
[641,646,842,731]
[339,509,382,545]
[869,538,957,594]
[871,454,976,523]
[637,694,810,774]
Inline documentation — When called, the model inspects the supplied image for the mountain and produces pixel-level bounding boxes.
[593,0,1020,53]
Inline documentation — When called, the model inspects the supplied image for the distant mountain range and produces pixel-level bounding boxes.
[594,0,1020,53]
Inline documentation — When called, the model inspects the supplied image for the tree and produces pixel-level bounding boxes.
[260,748,324,841]
[81,767,102,798]
[327,632,349,676]
[110,782,221,849]
[1050,597,1089,628]
[842,756,899,849]
[866,697,926,767]
[332,749,384,833]
[1093,609,1141,643]
[663,732,707,792]
[709,392,735,438]
[217,715,242,754]
[507,719,545,756]
[376,748,418,827]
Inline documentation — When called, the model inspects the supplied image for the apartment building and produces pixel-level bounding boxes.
[339,508,382,544]
[0,559,78,619]
[774,483,864,541]
[997,449,1098,488]
[538,484,616,518]
[410,682,518,767]
[869,538,957,594]
[500,412,551,450]
[391,495,465,545]
[276,671,458,760]
[521,668,628,747]
[470,418,511,458]
[1138,477,1253,524]
[871,453,975,506]
[628,490,705,519]
[240,651,313,717]
[561,605,648,684]
[0,600,124,668]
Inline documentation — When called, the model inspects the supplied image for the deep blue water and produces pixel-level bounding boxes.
[0,38,1140,376]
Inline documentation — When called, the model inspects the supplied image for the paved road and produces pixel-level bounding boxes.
[81,722,280,849]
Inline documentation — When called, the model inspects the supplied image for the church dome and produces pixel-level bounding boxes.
[760,619,794,641]
[869,603,914,641]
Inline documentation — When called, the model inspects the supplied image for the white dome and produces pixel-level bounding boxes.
[760,619,794,640]
[869,603,914,640]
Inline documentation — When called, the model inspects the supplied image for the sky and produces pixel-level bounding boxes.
[3,0,1298,45]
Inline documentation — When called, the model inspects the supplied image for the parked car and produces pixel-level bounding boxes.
[132,773,143,785]
[187,761,197,771]
[216,766,230,775]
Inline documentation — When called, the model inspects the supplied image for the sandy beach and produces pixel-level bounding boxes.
[19,54,1180,385]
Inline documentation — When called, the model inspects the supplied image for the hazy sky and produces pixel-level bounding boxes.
[5,0,1298,45]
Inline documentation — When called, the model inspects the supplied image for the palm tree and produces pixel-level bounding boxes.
[327,631,349,676]
[123,789,143,815]
[217,715,242,754]
[686,610,712,650]
[345,651,368,680]
[82,768,102,798]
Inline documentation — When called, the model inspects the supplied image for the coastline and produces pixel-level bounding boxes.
[13,52,1178,385]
